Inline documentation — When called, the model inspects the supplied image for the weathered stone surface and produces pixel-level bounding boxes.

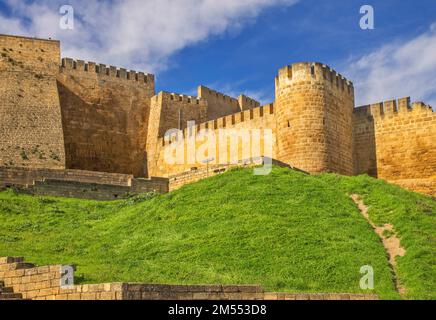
[0,34,434,197]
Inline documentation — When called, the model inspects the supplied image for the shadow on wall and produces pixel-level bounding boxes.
[353,112,378,178]
[56,81,146,176]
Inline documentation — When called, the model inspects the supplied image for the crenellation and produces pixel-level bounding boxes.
[167,92,202,105]
[397,97,411,113]
[199,86,239,106]
[276,62,354,97]
[61,57,73,69]
[384,100,397,115]
[225,114,234,126]
[238,94,261,110]
[353,105,371,118]
[75,60,84,70]
[117,68,127,79]
[360,98,434,119]
[411,101,433,113]
[370,102,384,117]
[60,58,154,85]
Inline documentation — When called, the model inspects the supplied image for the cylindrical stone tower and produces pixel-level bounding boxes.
[275,62,355,175]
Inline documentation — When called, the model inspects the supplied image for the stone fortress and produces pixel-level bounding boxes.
[0,34,435,198]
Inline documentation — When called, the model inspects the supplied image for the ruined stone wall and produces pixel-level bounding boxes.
[0,167,169,200]
[0,35,66,170]
[57,58,155,177]
[354,98,436,196]
[198,85,241,120]
[275,63,354,175]
[148,103,276,177]
[0,257,377,300]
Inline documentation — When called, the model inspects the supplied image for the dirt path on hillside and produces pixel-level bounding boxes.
[350,194,406,297]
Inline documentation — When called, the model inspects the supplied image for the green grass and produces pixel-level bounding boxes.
[0,166,434,299]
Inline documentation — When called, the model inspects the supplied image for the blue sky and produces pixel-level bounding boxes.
[1,0,435,106]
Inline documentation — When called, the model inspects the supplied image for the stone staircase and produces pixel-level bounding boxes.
[0,281,24,300]
[0,257,28,300]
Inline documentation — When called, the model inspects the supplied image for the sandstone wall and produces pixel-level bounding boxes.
[0,35,66,170]
[354,98,436,196]
[154,91,208,137]
[0,167,132,187]
[198,86,261,121]
[145,92,208,177]
[57,58,155,177]
[198,85,241,120]
[0,167,169,200]
[275,63,354,175]
[32,178,168,201]
[238,94,261,111]
[148,103,276,177]
[353,105,377,176]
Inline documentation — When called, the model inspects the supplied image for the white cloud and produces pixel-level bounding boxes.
[0,0,298,72]
[345,23,436,108]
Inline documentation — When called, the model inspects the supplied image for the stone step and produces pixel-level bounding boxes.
[1,286,14,293]
[0,257,24,265]
[0,262,35,272]
[0,287,14,293]
[0,293,23,300]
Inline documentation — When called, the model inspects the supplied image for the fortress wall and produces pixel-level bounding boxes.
[198,86,261,120]
[354,98,436,196]
[0,167,169,199]
[275,63,354,175]
[148,103,276,177]
[146,92,208,177]
[320,66,355,175]
[198,85,241,120]
[238,94,261,111]
[32,177,169,200]
[0,167,133,187]
[57,58,155,177]
[353,105,377,176]
[0,35,66,170]
[155,91,208,137]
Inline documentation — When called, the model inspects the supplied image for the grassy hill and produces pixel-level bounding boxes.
[0,166,434,299]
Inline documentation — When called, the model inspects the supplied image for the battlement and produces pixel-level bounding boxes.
[276,62,354,94]
[158,91,205,105]
[355,97,434,118]
[60,58,155,84]
[198,85,240,107]
[238,94,261,110]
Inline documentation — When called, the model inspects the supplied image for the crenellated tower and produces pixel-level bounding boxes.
[275,62,355,175]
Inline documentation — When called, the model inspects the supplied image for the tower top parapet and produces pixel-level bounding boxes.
[275,62,354,96]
